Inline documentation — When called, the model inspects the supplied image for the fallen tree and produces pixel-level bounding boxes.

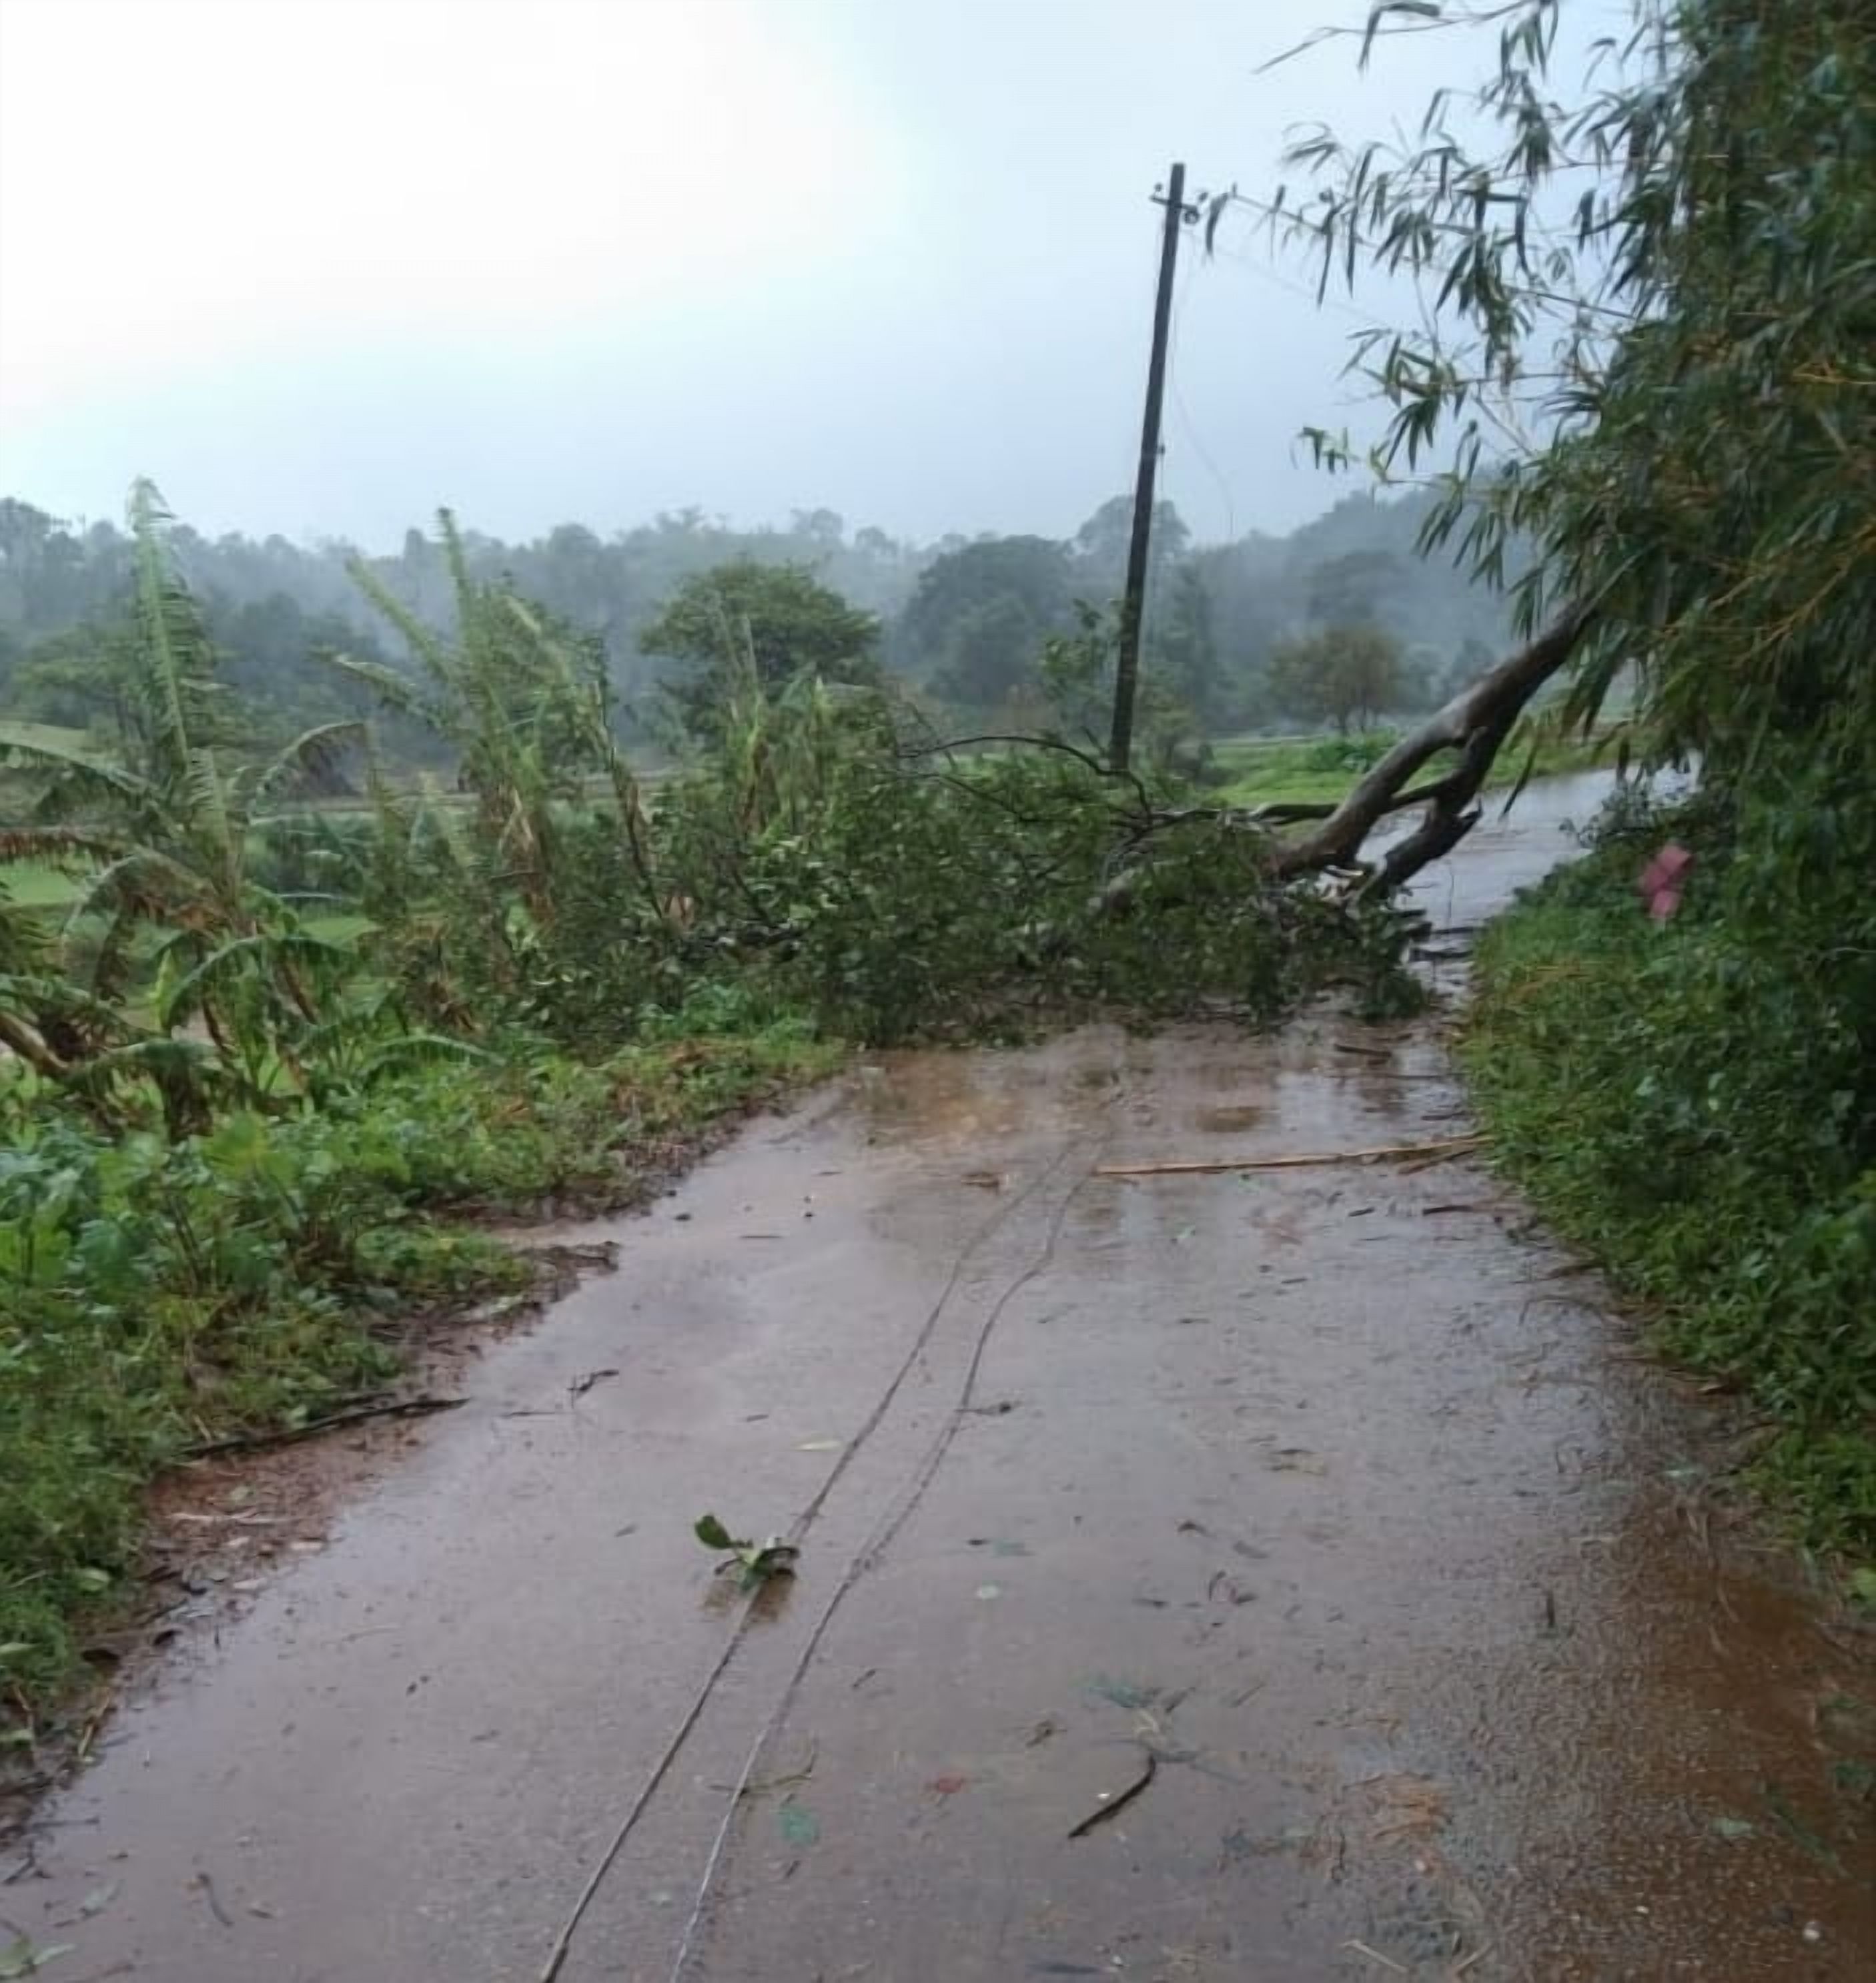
[1029,604,1594,941]
[1266,605,1592,892]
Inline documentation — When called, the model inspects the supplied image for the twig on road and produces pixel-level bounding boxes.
[183,1397,464,1459]
[1067,1749,1157,1839]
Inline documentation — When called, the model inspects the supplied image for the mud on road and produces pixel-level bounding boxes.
[8,782,1873,1982]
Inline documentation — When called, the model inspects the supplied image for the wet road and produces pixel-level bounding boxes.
[12,778,1874,1981]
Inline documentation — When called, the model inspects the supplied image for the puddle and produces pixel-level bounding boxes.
[1194,1101,1264,1134]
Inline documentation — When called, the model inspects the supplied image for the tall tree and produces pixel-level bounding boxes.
[1268,625,1402,735]
[1303,549,1405,630]
[894,536,1075,707]
[931,597,1041,710]
[1151,564,1227,729]
[638,559,882,737]
[1073,496,1191,599]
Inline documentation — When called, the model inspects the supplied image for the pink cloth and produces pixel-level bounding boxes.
[1638,843,1694,921]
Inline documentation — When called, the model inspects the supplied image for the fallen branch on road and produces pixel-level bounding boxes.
[1094,1135,1483,1178]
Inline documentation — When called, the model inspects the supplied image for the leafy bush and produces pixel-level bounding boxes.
[1,1106,401,1700]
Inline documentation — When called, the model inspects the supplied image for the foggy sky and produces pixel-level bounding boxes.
[0,0,1516,552]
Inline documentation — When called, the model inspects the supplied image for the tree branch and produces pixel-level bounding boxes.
[1143,772,1467,838]
[901,730,1155,819]
[1270,605,1592,887]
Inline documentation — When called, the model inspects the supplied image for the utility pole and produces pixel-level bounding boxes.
[1109,161,1190,775]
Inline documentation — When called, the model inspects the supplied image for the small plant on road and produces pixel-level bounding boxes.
[694,1513,800,1590]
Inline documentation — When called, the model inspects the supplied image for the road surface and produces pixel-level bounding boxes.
[9,777,1873,1981]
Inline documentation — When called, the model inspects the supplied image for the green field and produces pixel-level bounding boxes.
[3,858,377,965]
[1210,724,1613,809]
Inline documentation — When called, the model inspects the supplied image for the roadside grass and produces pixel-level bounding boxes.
[0,1022,838,1727]
[1461,834,1876,1567]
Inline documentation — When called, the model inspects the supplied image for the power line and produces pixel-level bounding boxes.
[1200,230,1387,332]
[1165,251,1239,545]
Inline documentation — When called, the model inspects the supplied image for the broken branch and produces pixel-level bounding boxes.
[183,1396,464,1459]
[1067,1749,1157,1838]
[1095,1136,1483,1178]
[1044,608,1594,949]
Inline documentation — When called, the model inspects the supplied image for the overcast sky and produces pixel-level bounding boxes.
[0,0,1521,550]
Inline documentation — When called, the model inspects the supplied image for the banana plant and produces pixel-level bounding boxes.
[336,512,660,931]
[0,482,365,1095]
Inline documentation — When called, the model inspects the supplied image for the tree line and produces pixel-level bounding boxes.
[0,484,1520,753]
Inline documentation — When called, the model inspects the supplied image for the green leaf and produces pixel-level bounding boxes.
[777,1798,820,1848]
[693,1513,738,1552]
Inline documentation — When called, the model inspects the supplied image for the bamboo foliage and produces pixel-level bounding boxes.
[1259,0,1876,787]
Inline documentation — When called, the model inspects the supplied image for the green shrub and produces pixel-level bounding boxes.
[1464,781,1876,1556]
